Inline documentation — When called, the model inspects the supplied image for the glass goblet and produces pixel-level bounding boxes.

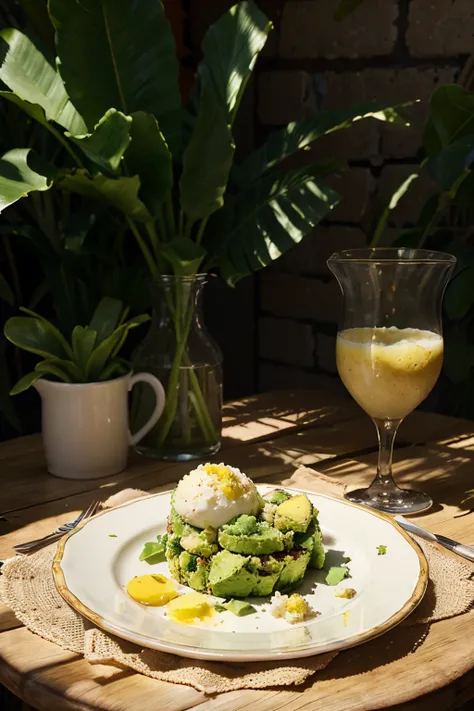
[328,248,455,514]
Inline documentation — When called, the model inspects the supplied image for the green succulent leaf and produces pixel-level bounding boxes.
[0,28,86,133]
[34,359,73,383]
[0,148,52,213]
[60,170,151,222]
[99,360,129,381]
[235,103,412,186]
[36,356,85,382]
[4,314,72,360]
[49,0,180,131]
[180,79,235,220]
[19,307,73,357]
[67,109,132,175]
[211,167,340,284]
[85,314,149,381]
[200,0,271,124]
[71,326,97,372]
[89,297,123,345]
[10,370,43,396]
[125,111,173,215]
[161,237,207,276]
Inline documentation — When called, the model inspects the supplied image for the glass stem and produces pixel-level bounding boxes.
[371,418,402,490]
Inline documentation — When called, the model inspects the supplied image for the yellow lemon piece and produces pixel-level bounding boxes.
[166,592,214,624]
[127,574,178,606]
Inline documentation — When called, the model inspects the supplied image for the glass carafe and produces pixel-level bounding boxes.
[328,248,455,514]
[131,275,222,460]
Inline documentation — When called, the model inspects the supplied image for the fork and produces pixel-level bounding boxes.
[13,500,102,555]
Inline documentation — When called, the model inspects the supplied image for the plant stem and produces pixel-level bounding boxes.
[156,284,217,448]
[165,194,177,238]
[178,209,184,237]
[196,217,208,246]
[145,221,161,263]
[42,191,60,251]
[46,124,84,168]
[184,216,196,241]
[126,217,158,277]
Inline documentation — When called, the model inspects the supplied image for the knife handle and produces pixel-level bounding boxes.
[436,534,474,563]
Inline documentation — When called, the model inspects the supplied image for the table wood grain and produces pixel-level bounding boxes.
[1,388,474,711]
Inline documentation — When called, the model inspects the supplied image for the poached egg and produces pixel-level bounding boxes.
[173,463,260,529]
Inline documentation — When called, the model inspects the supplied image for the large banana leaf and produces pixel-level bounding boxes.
[234,103,411,186]
[125,112,173,215]
[49,0,180,131]
[0,91,50,130]
[180,79,235,220]
[0,148,51,213]
[60,170,151,222]
[428,85,474,149]
[210,167,340,284]
[0,29,86,134]
[200,1,271,124]
[67,109,132,175]
[427,135,474,191]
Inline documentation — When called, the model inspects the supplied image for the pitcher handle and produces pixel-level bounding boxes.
[129,372,166,446]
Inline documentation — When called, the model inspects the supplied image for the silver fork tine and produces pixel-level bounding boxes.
[14,500,102,554]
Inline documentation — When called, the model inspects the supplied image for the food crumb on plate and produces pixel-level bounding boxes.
[269,592,317,624]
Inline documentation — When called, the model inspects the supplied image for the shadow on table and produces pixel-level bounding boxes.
[319,442,474,521]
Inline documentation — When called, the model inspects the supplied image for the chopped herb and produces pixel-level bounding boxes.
[335,588,357,599]
[377,545,387,555]
[108,534,118,538]
[326,565,351,586]
[150,574,168,584]
[214,604,227,613]
[224,599,256,616]
[139,534,168,563]
[343,556,351,564]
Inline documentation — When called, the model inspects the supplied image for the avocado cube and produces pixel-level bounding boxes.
[208,550,257,597]
[309,519,325,569]
[178,551,209,591]
[274,494,312,533]
[166,535,184,583]
[264,490,292,505]
[252,570,281,596]
[218,516,287,555]
[181,525,217,558]
[276,549,311,592]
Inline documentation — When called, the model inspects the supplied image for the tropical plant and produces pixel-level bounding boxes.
[0,0,406,452]
[4,297,149,394]
[372,84,474,418]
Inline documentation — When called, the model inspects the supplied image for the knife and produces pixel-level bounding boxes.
[395,516,474,563]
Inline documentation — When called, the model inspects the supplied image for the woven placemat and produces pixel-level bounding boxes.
[1,467,473,694]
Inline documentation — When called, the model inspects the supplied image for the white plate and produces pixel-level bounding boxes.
[53,486,428,662]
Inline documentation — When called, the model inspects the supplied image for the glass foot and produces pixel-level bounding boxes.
[345,486,432,514]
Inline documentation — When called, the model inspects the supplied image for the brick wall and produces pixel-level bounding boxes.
[188,0,474,394]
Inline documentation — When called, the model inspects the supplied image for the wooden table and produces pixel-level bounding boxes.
[1,387,474,711]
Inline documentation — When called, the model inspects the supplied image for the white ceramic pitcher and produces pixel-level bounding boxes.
[34,372,165,480]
